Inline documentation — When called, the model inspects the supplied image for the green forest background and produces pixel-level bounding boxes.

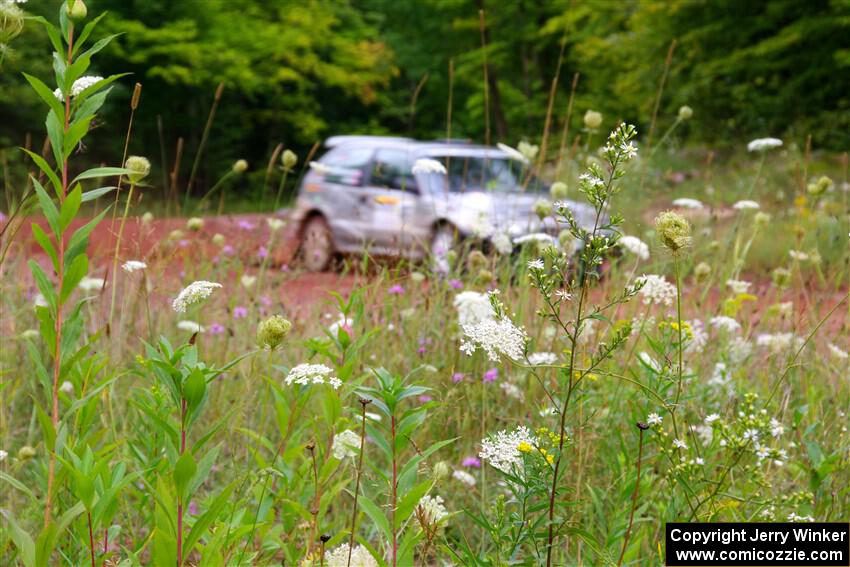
[2,0,849,196]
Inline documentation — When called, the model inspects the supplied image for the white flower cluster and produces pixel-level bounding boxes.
[672,198,704,209]
[578,172,605,189]
[500,381,524,401]
[332,429,361,460]
[411,158,447,175]
[635,274,677,306]
[685,319,708,354]
[726,279,752,294]
[618,235,650,260]
[708,362,733,395]
[733,200,760,210]
[527,352,557,366]
[479,425,537,474]
[177,320,204,333]
[417,494,448,525]
[460,316,528,362]
[787,512,815,523]
[454,291,495,327]
[324,544,378,567]
[452,469,476,486]
[828,343,848,360]
[497,142,529,164]
[284,363,342,389]
[710,315,741,333]
[172,280,222,312]
[491,231,513,255]
[53,75,103,102]
[121,260,147,273]
[756,333,802,354]
[78,276,105,292]
[747,137,783,152]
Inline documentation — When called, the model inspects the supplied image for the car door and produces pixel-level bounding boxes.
[304,146,374,251]
[361,147,419,254]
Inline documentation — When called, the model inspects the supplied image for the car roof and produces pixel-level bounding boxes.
[323,135,516,160]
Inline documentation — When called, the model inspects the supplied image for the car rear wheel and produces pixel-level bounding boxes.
[300,215,334,272]
[430,224,457,274]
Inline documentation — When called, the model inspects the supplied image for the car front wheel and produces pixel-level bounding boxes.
[300,215,334,272]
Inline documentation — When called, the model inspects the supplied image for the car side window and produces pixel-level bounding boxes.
[319,147,373,186]
[370,149,417,192]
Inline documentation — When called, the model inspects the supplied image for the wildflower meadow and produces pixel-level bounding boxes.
[1,1,849,566]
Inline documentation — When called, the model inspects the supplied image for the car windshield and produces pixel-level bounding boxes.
[424,155,547,194]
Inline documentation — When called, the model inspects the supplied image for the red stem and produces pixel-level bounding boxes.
[87,512,96,567]
[44,21,74,529]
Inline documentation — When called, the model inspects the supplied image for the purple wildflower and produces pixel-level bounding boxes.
[452,372,465,383]
[222,245,235,256]
[418,395,433,403]
[449,279,463,289]
[237,220,255,230]
[483,368,499,383]
[208,323,225,335]
[233,306,248,319]
[388,284,405,295]
[462,457,481,468]
[258,246,268,259]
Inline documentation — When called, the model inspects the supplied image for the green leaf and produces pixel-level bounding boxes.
[28,15,64,55]
[1,510,35,567]
[73,13,108,56]
[45,110,64,169]
[32,179,60,238]
[173,451,197,503]
[22,72,65,123]
[394,479,432,529]
[358,493,391,543]
[31,224,58,272]
[183,369,206,410]
[60,253,88,303]
[59,183,81,231]
[20,149,61,196]
[71,167,133,185]
[81,186,117,202]
[29,260,57,313]
[0,472,37,502]
[63,116,93,159]
[65,207,108,266]
[183,482,236,554]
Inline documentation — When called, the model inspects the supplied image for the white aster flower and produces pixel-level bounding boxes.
[705,413,720,424]
[789,250,809,261]
[747,138,783,152]
[59,380,73,394]
[635,274,677,306]
[673,438,688,450]
[177,320,205,333]
[647,412,663,426]
[725,279,751,294]
[284,363,341,389]
[618,235,649,260]
[78,277,105,292]
[479,425,537,475]
[452,469,476,486]
[770,418,784,438]
[672,198,704,209]
[53,75,104,102]
[172,280,222,312]
[324,543,378,567]
[578,172,605,189]
[710,315,741,333]
[454,291,496,327]
[0,449,7,461]
[733,200,760,210]
[742,428,760,442]
[332,429,361,460]
[460,316,527,362]
[755,444,770,461]
[554,289,572,301]
[527,258,545,270]
[411,158,447,175]
[121,260,147,273]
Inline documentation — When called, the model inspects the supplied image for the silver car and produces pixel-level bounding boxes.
[291,135,600,272]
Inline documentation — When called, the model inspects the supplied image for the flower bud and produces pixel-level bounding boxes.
[211,233,225,246]
[654,210,692,253]
[533,199,553,220]
[67,0,87,20]
[257,315,292,350]
[807,175,832,197]
[17,446,36,461]
[475,269,493,284]
[549,181,568,201]
[467,250,487,271]
[432,461,451,481]
[754,211,771,227]
[445,249,457,267]
[125,155,150,184]
[410,271,425,283]
[168,229,184,241]
[583,110,602,130]
[141,211,154,224]
[186,217,204,231]
[694,261,711,283]
[678,105,693,121]
[281,149,298,172]
[232,159,248,174]
[771,267,791,288]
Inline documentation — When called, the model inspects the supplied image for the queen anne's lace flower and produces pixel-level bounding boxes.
[78,277,105,291]
[479,425,537,474]
[828,343,848,360]
[284,363,342,389]
[177,320,204,333]
[725,279,752,294]
[490,231,513,255]
[454,291,495,327]
[460,316,527,362]
[618,235,649,260]
[733,200,760,210]
[324,544,378,567]
[121,260,147,273]
[635,275,677,306]
[756,333,802,354]
[332,429,361,459]
[411,158,447,175]
[710,315,741,333]
[172,281,222,312]
[528,352,557,366]
[672,198,704,209]
[747,137,783,152]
